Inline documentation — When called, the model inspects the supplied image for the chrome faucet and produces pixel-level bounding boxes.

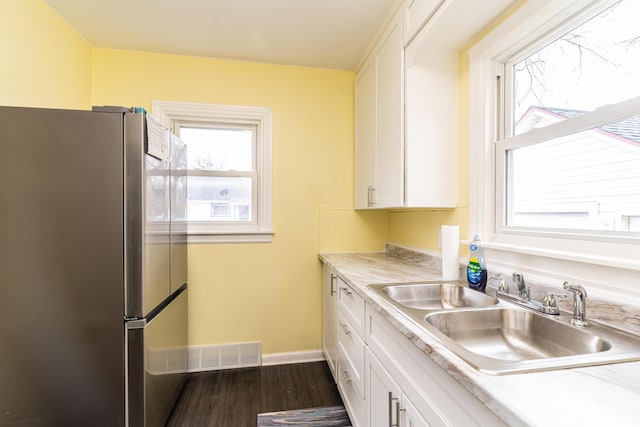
[563,281,589,327]
[496,273,563,315]
[513,272,529,300]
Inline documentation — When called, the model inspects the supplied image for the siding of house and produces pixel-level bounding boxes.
[512,128,640,230]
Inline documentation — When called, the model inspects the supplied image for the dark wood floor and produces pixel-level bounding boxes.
[165,361,344,427]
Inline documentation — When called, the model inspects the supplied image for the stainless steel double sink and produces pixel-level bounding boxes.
[368,281,640,375]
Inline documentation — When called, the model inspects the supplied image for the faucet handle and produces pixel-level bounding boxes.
[540,292,566,314]
[498,279,509,294]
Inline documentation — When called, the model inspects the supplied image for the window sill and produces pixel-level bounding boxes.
[476,241,640,272]
[188,230,274,244]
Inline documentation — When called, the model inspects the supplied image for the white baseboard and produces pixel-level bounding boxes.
[261,350,325,366]
[187,344,326,372]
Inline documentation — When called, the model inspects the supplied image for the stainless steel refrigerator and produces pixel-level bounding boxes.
[0,105,188,426]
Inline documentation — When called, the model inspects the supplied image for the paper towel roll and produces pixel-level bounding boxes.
[441,225,460,280]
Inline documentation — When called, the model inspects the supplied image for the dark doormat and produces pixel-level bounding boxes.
[257,405,351,426]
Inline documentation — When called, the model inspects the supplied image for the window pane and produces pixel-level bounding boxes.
[507,115,640,231]
[513,0,640,134]
[179,126,253,171]
[187,176,252,222]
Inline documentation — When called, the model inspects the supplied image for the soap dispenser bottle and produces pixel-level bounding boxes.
[467,234,487,292]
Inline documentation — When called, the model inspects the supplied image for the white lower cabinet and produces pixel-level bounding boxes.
[365,348,402,427]
[338,343,364,427]
[365,304,506,427]
[366,347,438,427]
[335,279,366,427]
[322,265,338,381]
[321,265,505,427]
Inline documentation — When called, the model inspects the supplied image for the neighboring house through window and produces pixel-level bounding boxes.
[152,101,273,243]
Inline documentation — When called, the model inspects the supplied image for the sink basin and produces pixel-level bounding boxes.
[369,282,640,374]
[424,308,640,374]
[370,282,499,311]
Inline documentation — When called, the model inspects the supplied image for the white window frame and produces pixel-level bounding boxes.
[152,100,273,243]
[468,0,640,297]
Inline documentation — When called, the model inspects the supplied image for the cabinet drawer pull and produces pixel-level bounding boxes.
[330,274,336,296]
[339,321,351,335]
[340,286,352,296]
[340,368,352,384]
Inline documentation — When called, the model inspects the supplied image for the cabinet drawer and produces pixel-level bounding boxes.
[337,344,364,427]
[338,311,365,394]
[336,277,365,338]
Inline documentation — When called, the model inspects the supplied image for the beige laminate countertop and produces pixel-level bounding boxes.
[319,250,640,427]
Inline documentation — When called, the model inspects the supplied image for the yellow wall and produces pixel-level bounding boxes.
[387,1,526,253]
[0,0,92,109]
[0,0,388,356]
[91,48,388,353]
[1,0,525,357]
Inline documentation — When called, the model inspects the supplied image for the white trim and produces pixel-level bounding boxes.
[482,240,640,272]
[468,0,640,297]
[261,350,326,366]
[498,97,640,151]
[188,230,274,244]
[186,345,325,371]
[468,0,607,240]
[151,100,273,244]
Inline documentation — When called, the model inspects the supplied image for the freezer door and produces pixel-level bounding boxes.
[0,106,126,425]
[127,285,188,427]
[125,113,172,318]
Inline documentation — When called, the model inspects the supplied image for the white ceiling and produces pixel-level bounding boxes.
[45,0,399,70]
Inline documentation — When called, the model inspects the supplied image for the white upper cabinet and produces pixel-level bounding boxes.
[355,2,456,210]
[404,43,458,208]
[373,13,404,208]
[354,0,516,210]
[355,11,404,209]
[354,59,376,209]
[402,0,443,45]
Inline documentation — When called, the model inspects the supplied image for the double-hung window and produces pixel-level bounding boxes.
[152,101,273,243]
[469,0,640,291]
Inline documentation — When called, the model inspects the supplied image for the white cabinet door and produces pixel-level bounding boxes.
[355,58,376,209]
[365,348,403,427]
[355,11,404,209]
[322,265,338,381]
[402,393,432,427]
[404,47,458,208]
[374,11,404,208]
